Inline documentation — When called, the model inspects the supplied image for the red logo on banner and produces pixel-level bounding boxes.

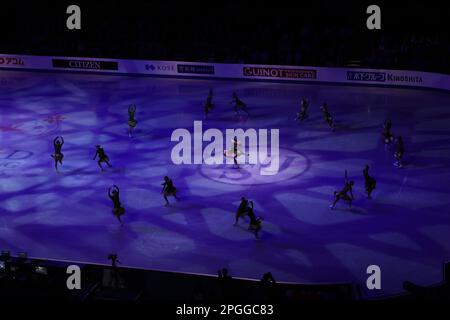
[0,57,25,66]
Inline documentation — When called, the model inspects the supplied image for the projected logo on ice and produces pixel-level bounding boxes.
[171,121,308,185]
[12,115,65,136]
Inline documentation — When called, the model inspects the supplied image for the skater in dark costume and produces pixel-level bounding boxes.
[234,197,249,225]
[330,171,355,209]
[108,185,125,226]
[161,176,179,206]
[51,136,64,171]
[223,137,244,169]
[295,98,309,122]
[230,92,249,116]
[394,136,404,168]
[247,201,263,240]
[320,103,335,130]
[363,165,376,199]
[382,119,395,149]
[231,137,239,168]
[204,88,214,118]
[93,145,112,171]
[128,104,138,137]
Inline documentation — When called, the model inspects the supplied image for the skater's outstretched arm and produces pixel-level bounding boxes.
[114,185,119,195]
[108,188,113,199]
[93,150,98,160]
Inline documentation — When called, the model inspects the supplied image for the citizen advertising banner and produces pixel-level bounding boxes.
[0,53,449,92]
[52,59,119,71]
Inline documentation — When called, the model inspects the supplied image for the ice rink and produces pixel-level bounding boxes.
[1,70,450,297]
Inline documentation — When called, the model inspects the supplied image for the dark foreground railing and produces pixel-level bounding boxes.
[0,254,353,302]
[2,253,449,302]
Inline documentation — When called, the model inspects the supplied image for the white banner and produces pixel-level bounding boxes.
[1,53,449,92]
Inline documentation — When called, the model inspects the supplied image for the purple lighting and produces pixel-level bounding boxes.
[1,70,450,298]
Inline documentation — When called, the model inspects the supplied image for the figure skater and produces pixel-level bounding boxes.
[247,201,263,240]
[204,88,214,118]
[223,136,245,168]
[394,136,404,168]
[108,185,125,226]
[51,136,64,171]
[161,176,179,206]
[107,253,124,288]
[93,145,112,171]
[382,119,395,149]
[363,165,376,199]
[320,103,335,130]
[128,104,138,137]
[330,171,354,209]
[295,98,309,122]
[234,197,249,225]
[230,92,249,116]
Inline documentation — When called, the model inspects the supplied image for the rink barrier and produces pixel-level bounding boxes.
[4,254,354,300]
[1,53,449,92]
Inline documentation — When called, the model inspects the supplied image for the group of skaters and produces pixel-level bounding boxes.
[317,111,404,210]
[51,130,259,235]
[292,98,406,210]
[204,89,250,118]
[105,176,179,226]
[51,138,112,172]
[48,91,408,237]
[51,105,137,171]
[206,90,250,167]
[294,99,335,130]
[48,101,257,237]
[294,98,405,169]
[105,174,264,239]
[205,92,260,238]
[49,103,180,228]
[328,118,405,209]
[234,197,263,240]
[329,167,377,210]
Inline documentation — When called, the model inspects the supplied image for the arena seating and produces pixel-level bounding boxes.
[1,2,449,74]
